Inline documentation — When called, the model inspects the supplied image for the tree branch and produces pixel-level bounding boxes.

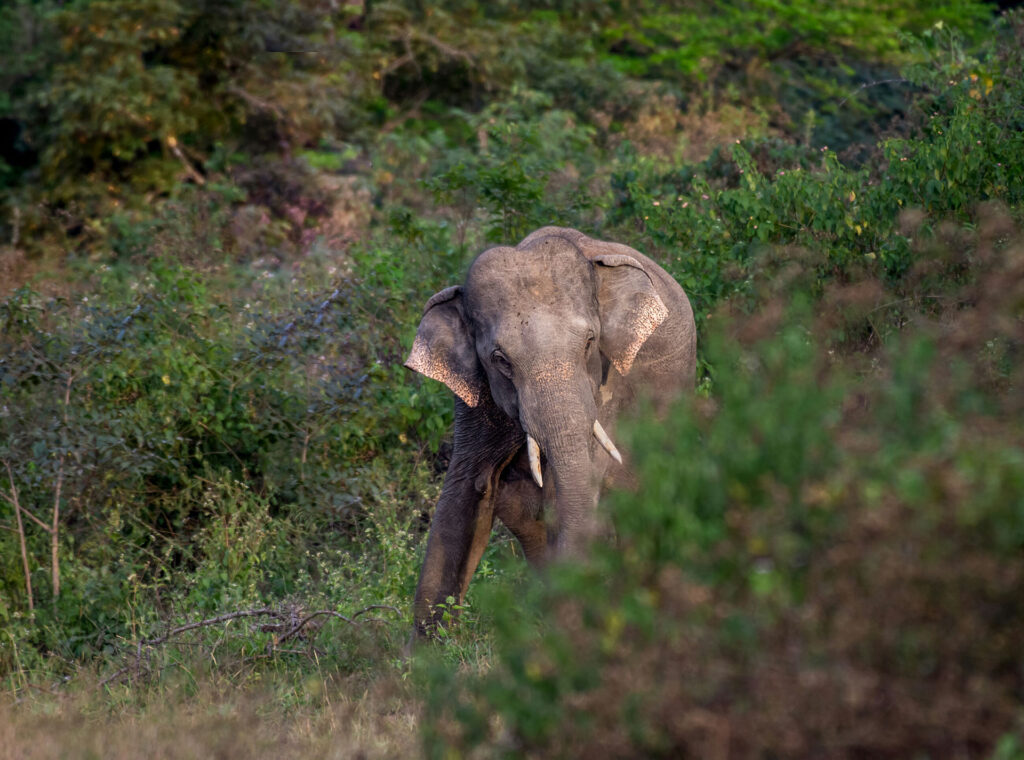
[166,136,206,186]
[97,604,403,688]
[17,502,51,533]
[836,78,911,109]
[3,460,33,613]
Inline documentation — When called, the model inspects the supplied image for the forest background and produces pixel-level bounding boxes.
[1,1,1023,757]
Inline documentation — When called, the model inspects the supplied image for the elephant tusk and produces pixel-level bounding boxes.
[526,435,544,489]
[593,420,623,465]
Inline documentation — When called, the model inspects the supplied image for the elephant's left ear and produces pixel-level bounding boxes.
[593,254,669,375]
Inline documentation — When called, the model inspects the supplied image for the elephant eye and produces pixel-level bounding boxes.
[491,349,513,379]
[584,334,596,358]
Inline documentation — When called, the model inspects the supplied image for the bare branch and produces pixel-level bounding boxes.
[4,460,34,613]
[411,29,473,63]
[380,91,430,134]
[276,610,354,644]
[352,604,403,619]
[836,78,911,109]
[51,457,63,600]
[226,85,285,119]
[165,136,206,186]
[97,666,130,688]
[276,605,401,644]
[142,608,280,649]
[97,603,404,688]
[17,503,52,533]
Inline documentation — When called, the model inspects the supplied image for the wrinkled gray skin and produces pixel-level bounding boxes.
[405,227,696,636]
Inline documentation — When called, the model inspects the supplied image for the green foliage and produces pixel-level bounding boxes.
[597,0,995,79]
[0,0,372,245]
[615,39,1024,323]
[2,4,1024,758]
[1,0,1000,253]
[0,234,460,665]
[426,91,599,241]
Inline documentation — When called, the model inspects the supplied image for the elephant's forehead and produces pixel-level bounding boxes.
[466,245,594,314]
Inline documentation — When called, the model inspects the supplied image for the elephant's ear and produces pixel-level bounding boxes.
[404,286,483,407]
[593,254,669,375]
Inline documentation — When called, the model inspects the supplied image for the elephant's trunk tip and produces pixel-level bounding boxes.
[593,420,623,464]
[527,435,544,488]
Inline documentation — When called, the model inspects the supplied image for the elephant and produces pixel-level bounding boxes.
[405,226,696,636]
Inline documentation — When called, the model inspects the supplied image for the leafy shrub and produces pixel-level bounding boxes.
[0,223,467,664]
[615,22,1024,326]
[426,91,600,242]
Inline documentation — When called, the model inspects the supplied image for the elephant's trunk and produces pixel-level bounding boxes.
[525,421,621,489]
[519,380,607,554]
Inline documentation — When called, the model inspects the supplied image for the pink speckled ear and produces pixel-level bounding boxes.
[404,286,483,407]
[593,254,668,375]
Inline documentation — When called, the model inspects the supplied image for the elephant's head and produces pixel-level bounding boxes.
[405,232,669,551]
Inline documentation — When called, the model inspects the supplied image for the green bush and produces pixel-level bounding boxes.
[615,23,1024,325]
[0,225,467,666]
[425,91,600,242]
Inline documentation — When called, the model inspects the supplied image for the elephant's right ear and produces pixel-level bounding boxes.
[404,286,483,407]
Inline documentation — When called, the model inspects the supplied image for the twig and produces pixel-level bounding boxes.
[141,608,279,649]
[836,78,911,109]
[276,605,402,644]
[15,502,50,532]
[411,29,473,63]
[97,604,403,688]
[166,136,206,186]
[276,610,354,644]
[51,457,62,601]
[26,681,62,696]
[195,419,247,470]
[382,51,416,76]
[53,373,73,601]
[98,666,130,688]
[226,85,286,119]
[380,91,430,134]
[352,604,403,619]
[3,460,33,612]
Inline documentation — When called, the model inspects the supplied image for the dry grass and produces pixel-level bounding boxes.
[611,90,778,164]
[0,672,421,760]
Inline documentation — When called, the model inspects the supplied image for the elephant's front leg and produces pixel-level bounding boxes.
[414,398,521,637]
[413,469,494,636]
[494,448,552,564]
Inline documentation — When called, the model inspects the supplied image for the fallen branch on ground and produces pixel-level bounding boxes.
[98,603,402,688]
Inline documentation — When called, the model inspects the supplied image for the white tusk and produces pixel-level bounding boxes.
[593,420,623,465]
[527,435,544,488]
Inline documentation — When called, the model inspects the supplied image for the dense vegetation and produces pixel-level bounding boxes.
[2,1,1023,757]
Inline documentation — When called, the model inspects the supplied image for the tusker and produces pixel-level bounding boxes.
[405,227,696,637]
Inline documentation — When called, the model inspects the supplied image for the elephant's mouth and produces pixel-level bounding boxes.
[524,420,622,489]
